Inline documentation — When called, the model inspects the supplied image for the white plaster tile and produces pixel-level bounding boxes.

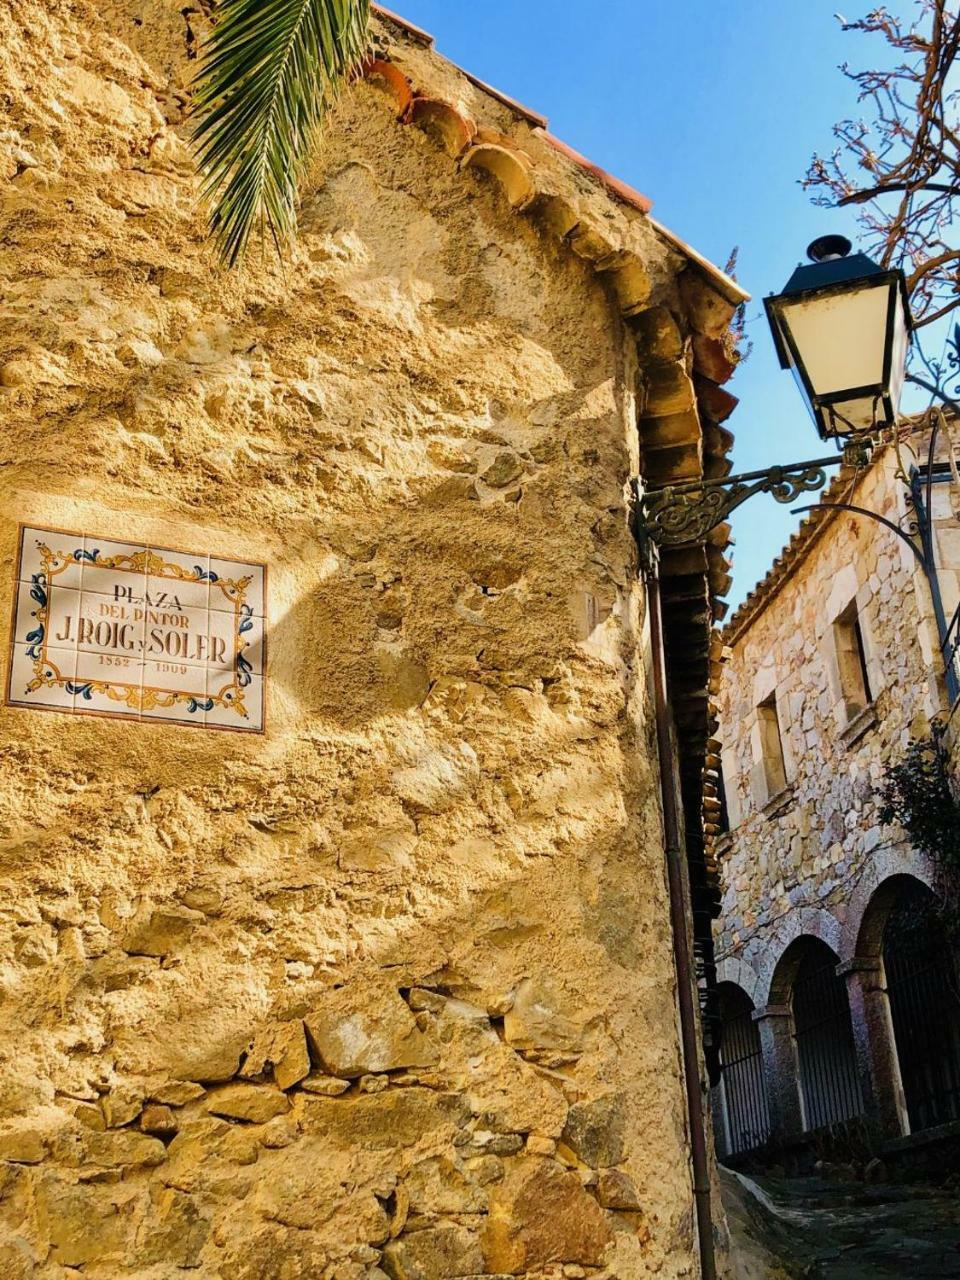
[76,591,147,657]
[142,658,208,698]
[209,558,265,617]
[147,547,210,610]
[206,608,239,671]
[141,603,208,668]
[205,668,237,707]
[75,647,143,696]
[206,671,264,731]
[45,583,81,650]
[72,671,143,718]
[238,613,264,677]
[140,694,206,727]
[80,534,148,595]
[18,527,83,590]
[8,644,77,709]
[11,579,52,649]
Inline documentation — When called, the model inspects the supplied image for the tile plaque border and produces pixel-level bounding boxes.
[5,524,267,734]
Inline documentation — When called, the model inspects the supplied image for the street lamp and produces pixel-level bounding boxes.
[637,232,954,687]
[764,235,912,442]
[636,234,952,1226]
[638,237,913,548]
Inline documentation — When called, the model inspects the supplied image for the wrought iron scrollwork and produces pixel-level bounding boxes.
[639,459,838,547]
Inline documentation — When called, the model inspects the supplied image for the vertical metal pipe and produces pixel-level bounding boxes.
[645,550,717,1280]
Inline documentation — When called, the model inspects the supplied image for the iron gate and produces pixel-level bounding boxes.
[719,1003,770,1155]
[884,894,960,1132]
[793,950,863,1132]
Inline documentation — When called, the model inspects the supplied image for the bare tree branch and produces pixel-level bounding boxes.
[805,2,960,323]
[839,180,957,201]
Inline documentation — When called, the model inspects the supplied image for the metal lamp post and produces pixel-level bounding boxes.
[636,238,952,1280]
[638,238,956,692]
[635,236,925,1280]
[640,236,913,549]
[764,234,912,442]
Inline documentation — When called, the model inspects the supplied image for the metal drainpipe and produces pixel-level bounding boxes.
[643,538,717,1280]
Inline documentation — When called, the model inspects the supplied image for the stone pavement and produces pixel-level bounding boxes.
[723,1167,960,1278]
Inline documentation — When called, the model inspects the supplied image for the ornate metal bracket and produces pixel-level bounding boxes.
[637,439,878,547]
[639,456,842,547]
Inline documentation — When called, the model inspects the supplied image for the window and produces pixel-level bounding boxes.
[757,696,787,800]
[715,766,731,834]
[833,601,872,721]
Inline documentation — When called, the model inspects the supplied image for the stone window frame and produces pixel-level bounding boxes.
[717,737,742,834]
[748,664,795,814]
[822,565,881,743]
[757,697,788,797]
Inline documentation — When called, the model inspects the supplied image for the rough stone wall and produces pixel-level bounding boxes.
[715,449,947,985]
[0,4,711,1277]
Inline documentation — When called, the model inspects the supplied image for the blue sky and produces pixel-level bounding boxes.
[394,0,881,605]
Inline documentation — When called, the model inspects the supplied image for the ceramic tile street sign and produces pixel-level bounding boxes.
[7,526,266,731]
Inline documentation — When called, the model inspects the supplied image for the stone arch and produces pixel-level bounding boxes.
[713,979,771,1157]
[840,847,937,963]
[757,908,844,1005]
[715,955,763,1007]
[781,936,864,1130]
[879,878,960,1132]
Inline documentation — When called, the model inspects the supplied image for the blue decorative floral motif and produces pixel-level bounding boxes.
[236,605,255,687]
[26,574,46,656]
[66,683,94,699]
[73,548,100,563]
[195,567,219,582]
[186,697,215,714]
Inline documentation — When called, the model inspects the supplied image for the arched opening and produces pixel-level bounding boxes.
[785,937,863,1132]
[715,982,770,1157]
[882,880,960,1133]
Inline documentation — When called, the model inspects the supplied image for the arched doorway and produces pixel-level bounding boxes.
[883,881,960,1132]
[715,982,770,1157]
[789,938,863,1131]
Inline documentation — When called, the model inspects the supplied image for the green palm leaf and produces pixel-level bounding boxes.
[191,0,370,266]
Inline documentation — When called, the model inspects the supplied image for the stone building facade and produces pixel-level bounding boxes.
[713,437,960,1159]
[0,4,745,1277]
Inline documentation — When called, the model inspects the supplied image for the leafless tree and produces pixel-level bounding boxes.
[805,3,960,328]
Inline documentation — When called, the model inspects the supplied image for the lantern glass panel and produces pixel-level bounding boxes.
[778,280,890,398]
[888,293,909,415]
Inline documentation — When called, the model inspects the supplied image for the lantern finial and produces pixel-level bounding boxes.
[807,234,853,264]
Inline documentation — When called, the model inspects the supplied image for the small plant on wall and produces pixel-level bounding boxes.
[878,720,960,941]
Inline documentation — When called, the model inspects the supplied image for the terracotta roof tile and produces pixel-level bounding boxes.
[371,4,434,46]
[457,70,549,130]
[370,3,757,308]
[536,130,652,214]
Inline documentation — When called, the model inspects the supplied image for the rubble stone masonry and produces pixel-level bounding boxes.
[0,3,742,1276]
[715,444,952,1066]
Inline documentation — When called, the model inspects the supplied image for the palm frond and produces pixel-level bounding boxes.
[191,0,370,266]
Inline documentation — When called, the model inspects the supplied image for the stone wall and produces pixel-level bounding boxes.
[716,448,947,984]
[711,444,960,1152]
[0,4,737,1276]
